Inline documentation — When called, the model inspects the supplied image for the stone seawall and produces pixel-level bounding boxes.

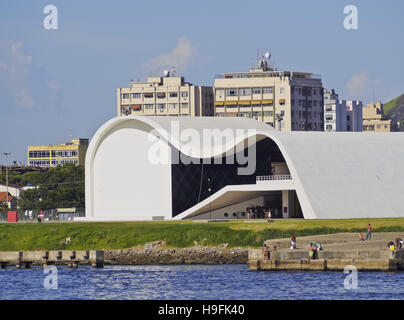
[105,242,248,265]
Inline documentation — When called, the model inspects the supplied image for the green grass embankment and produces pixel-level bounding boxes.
[1,218,404,251]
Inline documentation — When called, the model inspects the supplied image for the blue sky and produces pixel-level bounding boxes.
[0,0,403,163]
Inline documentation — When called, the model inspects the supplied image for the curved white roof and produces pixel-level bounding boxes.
[86,116,404,220]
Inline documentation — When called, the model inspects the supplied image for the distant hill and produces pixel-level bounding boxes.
[383,94,404,126]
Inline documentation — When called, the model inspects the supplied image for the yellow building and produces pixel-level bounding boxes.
[362,101,391,132]
[214,54,324,131]
[28,138,89,167]
[117,75,214,117]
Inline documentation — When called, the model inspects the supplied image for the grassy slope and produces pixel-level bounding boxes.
[384,94,404,115]
[1,218,404,251]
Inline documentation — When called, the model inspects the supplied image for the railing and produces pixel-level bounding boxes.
[0,208,85,222]
[256,175,292,181]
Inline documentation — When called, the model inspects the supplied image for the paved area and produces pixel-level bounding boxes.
[264,232,404,252]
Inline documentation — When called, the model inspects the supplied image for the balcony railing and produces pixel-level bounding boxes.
[256,175,292,181]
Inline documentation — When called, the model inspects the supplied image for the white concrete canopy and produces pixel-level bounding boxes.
[86,116,404,220]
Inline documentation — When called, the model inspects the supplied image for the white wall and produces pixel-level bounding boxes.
[0,185,20,198]
[91,125,172,220]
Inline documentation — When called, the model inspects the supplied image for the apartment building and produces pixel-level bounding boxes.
[363,101,391,132]
[117,75,214,117]
[28,138,89,167]
[323,89,363,132]
[345,100,363,132]
[214,54,324,131]
[324,89,348,131]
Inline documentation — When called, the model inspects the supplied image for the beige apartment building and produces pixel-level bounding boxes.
[117,75,214,117]
[362,101,391,132]
[214,55,324,131]
[28,138,89,167]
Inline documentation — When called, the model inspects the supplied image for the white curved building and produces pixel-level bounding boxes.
[85,116,404,220]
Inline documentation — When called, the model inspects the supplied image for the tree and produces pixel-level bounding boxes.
[18,164,84,210]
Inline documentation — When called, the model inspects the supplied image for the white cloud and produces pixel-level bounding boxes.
[345,72,370,100]
[146,36,196,76]
[0,41,35,108]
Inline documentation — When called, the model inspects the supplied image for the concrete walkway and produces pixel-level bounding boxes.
[264,232,404,252]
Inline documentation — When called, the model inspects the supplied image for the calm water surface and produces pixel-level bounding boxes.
[0,264,403,300]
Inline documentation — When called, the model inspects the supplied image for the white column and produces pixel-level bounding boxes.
[282,190,289,218]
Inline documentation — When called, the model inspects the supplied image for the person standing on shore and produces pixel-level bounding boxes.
[262,244,269,260]
[24,209,28,222]
[366,224,373,240]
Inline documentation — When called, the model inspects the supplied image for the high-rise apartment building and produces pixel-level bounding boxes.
[214,54,324,131]
[117,75,214,117]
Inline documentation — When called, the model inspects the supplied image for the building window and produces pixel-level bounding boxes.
[226,88,237,97]
[239,88,251,96]
[122,93,129,99]
[131,93,141,99]
[215,89,224,98]
[263,87,273,94]
[252,88,261,95]
[181,103,189,109]
[144,104,154,110]
[144,93,153,99]
[157,93,166,99]
[157,104,166,111]
[168,103,178,109]
[181,91,189,98]
[280,87,285,94]
[169,92,178,98]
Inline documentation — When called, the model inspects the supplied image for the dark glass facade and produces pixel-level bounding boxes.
[171,138,285,217]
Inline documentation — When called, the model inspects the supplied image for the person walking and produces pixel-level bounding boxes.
[24,209,29,222]
[366,224,373,240]
[28,209,33,220]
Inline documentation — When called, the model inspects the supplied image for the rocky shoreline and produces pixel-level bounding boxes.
[104,241,248,265]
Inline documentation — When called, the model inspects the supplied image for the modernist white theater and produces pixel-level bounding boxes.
[85,116,404,220]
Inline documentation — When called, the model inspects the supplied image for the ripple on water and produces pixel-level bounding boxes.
[1,265,404,300]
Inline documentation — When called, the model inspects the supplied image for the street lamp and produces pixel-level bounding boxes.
[3,153,11,208]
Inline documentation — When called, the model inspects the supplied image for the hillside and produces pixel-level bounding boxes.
[384,93,404,127]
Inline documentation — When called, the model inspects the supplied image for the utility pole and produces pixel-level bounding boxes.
[3,153,11,208]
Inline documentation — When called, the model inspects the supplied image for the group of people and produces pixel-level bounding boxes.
[309,241,322,259]
[387,238,403,251]
[358,224,403,252]
[24,209,44,223]
[246,206,272,220]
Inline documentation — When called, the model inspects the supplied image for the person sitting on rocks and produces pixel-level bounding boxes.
[395,238,403,250]
[309,243,318,259]
[388,241,395,251]
[359,232,365,241]
[290,234,297,249]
